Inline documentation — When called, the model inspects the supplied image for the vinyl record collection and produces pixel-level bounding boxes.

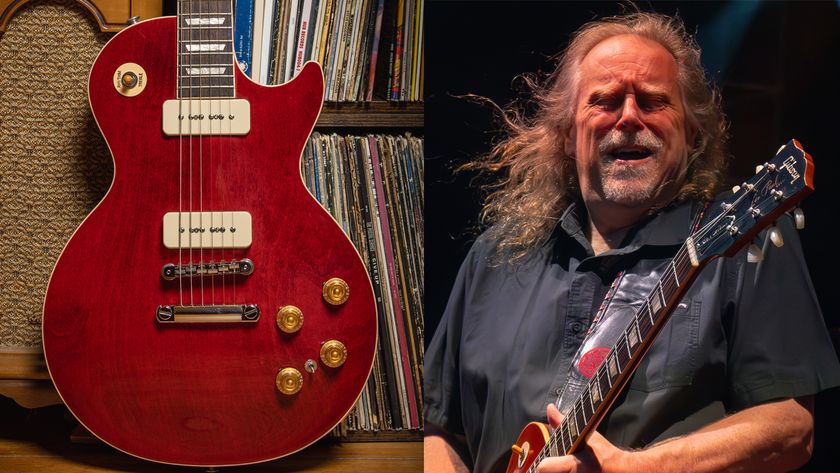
[302,133,424,436]
[235,0,424,101]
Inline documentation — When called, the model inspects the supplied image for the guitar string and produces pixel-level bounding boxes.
[177,0,184,306]
[188,0,195,306]
[207,0,216,307]
[227,0,234,307]
[530,173,775,469]
[198,0,206,307]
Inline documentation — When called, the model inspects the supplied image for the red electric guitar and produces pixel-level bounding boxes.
[42,0,376,467]
[506,140,814,473]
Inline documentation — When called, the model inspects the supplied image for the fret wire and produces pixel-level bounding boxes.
[657,281,667,308]
[613,350,622,373]
[179,26,234,30]
[594,372,603,401]
[634,317,642,341]
[179,84,235,88]
[179,12,233,16]
[180,64,233,67]
[564,418,575,453]
[623,334,631,358]
[180,51,235,55]
[671,260,680,287]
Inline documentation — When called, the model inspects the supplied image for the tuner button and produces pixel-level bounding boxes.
[747,244,764,263]
[277,305,304,333]
[732,185,741,194]
[320,340,348,368]
[511,444,523,455]
[777,144,785,155]
[769,226,784,248]
[322,278,349,306]
[794,208,805,230]
[276,368,303,395]
[755,165,763,174]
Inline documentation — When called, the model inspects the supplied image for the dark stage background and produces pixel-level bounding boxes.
[425,1,840,471]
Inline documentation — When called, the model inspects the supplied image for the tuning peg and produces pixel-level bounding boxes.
[793,208,805,230]
[777,144,785,155]
[747,243,764,263]
[769,225,784,247]
[732,185,741,194]
[755,164,763,174]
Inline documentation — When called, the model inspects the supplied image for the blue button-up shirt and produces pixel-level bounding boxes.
[424,199,840,473]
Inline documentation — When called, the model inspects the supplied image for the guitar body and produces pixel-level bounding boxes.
[42,17,377,466]
[506,422,550,473]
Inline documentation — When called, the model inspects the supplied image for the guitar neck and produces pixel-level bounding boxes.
[177,0,236,98]
[538,240,704,464]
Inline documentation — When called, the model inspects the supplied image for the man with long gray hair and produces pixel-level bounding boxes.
[425,11,840,473]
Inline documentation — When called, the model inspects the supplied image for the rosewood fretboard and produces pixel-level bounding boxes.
[177,0,235,98]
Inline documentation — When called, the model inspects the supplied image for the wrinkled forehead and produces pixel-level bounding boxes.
[577,34,681,93]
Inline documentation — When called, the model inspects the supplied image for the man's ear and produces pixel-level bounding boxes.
[563,126,576,158]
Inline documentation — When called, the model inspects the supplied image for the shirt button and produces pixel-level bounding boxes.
[572,322,582,332]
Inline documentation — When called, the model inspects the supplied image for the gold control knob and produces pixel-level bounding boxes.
[322,278,349,306]
[320,340,347,368]
[276,305,303,333]
[276,368,303,395]
[121,71,138,88]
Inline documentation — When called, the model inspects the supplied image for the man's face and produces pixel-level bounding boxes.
[565,34,694,211]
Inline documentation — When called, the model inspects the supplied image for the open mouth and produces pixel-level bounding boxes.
[608,146,653,161]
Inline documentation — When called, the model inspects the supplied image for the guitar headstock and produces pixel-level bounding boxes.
[692,139,814,262]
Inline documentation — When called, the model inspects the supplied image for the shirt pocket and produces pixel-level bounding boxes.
[628,299,701,392]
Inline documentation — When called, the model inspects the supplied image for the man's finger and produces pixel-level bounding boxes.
[546,403,563,429]
[536,454,581,473]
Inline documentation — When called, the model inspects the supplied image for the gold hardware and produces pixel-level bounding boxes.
[114,63,147,97]
[511,444,523,455]
[276,368,303,395]
[320,340,347,368]
[276,305,304,333]
[322,278,349,306]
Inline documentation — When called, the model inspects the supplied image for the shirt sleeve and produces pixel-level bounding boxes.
[725,214,840,411]
[424,239,483,435]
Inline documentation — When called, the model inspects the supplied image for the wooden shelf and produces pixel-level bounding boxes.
[316,101,423,128]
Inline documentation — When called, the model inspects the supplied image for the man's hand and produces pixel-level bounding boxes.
[536,404,648,473]
[537,397,813,473]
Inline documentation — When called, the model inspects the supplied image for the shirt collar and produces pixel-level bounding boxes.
[556,200,696,256]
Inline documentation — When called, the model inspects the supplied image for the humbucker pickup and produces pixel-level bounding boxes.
[162,211,252,249]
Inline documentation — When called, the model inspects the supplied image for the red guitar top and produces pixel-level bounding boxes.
[42,14,377,467]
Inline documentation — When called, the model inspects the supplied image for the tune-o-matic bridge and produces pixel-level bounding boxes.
[156,304,260,323]
[161,258,254,280]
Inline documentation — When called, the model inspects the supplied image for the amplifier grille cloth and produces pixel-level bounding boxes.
[0,0,112,348]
